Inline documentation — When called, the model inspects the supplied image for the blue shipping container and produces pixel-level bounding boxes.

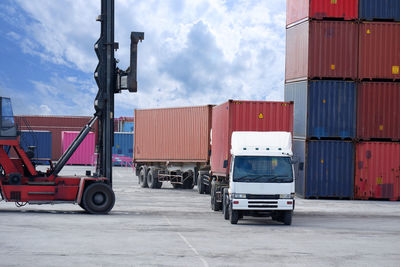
[20,131,52,161]
[359,0,400,21]
[122,122,134,132]
[293,139,354,199]
[284,80,356,139]
[113,132,133,157]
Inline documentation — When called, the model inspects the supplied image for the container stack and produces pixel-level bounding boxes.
[284,0,358,199]
[355,0,400,201]
[285,0,400,201]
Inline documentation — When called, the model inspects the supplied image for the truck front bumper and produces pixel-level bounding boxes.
[232,198,294,211]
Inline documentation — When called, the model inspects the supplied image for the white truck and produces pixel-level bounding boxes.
[219,131,296,225]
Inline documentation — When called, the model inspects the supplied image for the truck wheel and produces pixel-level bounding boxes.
[210,180,222,211]
[229,203,239,224]
[139,168,148,188]
[197,172,205,194]
[283,211,293,225]
[147,169,160,189]
[205,184,211,195]
[82,183,115,214]
[182,172,194,189]
[223,189,229,220]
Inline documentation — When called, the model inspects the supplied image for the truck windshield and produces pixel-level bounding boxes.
[233,156,293,183]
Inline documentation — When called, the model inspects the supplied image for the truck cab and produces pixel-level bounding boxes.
[224,131,295,225]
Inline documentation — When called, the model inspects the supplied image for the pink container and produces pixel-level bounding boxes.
[62,131,95,165]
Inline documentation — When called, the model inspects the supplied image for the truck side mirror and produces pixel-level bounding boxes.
[223,160,228,168]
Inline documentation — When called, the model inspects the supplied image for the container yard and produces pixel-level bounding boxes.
[1,0,400,266]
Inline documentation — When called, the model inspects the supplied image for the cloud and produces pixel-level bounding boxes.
[1,0,286,116]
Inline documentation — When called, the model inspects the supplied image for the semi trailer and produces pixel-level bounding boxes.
[206,100,295,224]
[133,105,213,189]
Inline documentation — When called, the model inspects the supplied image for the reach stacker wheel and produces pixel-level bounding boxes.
[82,183,115,214]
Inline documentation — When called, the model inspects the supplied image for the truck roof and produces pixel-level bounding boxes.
[231,131,292,156]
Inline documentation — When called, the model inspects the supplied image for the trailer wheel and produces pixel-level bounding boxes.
[197,172,205,194]
[223,188,229,220]
[147,169,160,189]
[282,211,293,225]
[182,172,194,189]
[82,183,115,214]
[229,202,239,224]
[210,180,221,211]
[139,168,148,188]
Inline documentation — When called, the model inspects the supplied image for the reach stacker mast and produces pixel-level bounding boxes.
[0,0,143,214]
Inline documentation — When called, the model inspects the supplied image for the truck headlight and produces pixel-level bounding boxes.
[233,193,247,199]
[280,194,294,199]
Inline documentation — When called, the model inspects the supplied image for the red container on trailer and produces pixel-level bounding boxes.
[357,82,400,140]
[285,20,358,82]
[359,22,400,80]
[62,131,95,165]
[134,105,213,162]
[355,142,400,201]
[211,100,293,177]
[15,115,97,160]
[286,0,358,26]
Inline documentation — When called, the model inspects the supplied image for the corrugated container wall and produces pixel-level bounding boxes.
[286,21,358,82]
[211,100,294,176]
[359,22,400,80]
[355,142,400,200]
[62,131,95,165]
[357,82,400,140]
[15,116,95,160]
[19,131,52,161]
[113,132,133,157]
[293,139,354,198]
[359,0,400,21]
[286,0,358,26]
[134,106,212,162]
[285,80,356,139]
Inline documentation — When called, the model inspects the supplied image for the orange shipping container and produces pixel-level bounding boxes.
[134,105,213,162]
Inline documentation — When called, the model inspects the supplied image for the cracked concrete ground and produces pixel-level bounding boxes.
[1,166,399,267]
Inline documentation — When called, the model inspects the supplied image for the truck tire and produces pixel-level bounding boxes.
[283,211,293,225]
[82,183,115,214]
[197,172,205,194]
[229,202,239,224]
[139,168,148,188]
[211,180,222,211]
[223,189,229,220]
[147,169,161,189]
[182,172,194,189]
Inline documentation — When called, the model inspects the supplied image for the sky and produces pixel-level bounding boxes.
[0,0,287,117]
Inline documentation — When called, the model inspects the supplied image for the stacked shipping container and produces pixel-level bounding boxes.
[355,0,400,201]
[285,0,358,199]
[285,0,400,200]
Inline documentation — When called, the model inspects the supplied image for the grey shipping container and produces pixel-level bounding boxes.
[293,139,354,199]
[284,80,356,139]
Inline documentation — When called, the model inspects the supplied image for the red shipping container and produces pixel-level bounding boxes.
[15,116,96,160]
[62,131,95,165]
[285,20,358,82]
[357,82,400,140]
[134,105,212,162]
[286,0,358,26]
[211,100,293,176]
[359,22,400,80]
[355,142,400,201]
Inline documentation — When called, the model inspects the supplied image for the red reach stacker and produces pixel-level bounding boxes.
[0,0,143,214]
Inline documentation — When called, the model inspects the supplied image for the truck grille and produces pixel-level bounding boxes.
[248,200,278,208]
[247,194,280,199]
